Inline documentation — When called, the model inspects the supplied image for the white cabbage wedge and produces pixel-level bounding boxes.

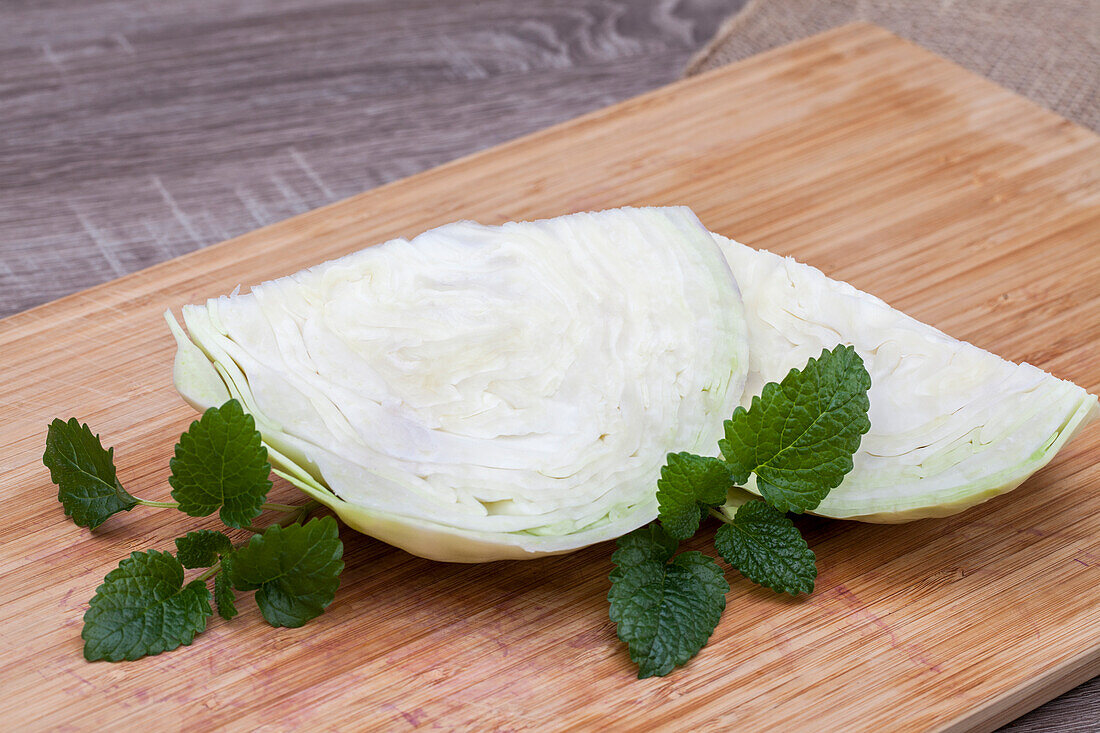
[712,233,1098,522]
[168,207,749,561]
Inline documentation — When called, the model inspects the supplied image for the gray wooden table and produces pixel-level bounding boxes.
[1,2,1093,729]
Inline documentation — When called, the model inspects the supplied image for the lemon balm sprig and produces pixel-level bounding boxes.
[44,400,298,530]
[609,345,871,678]
[44,400,343,662]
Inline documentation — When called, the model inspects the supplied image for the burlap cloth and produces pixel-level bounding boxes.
[685,0,1100,131]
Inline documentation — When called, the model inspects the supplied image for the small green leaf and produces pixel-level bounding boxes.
[227,516,344,628]
[82,550,212,662]
[214,571,238,621]
[719,345,871,513]
[714,500,817,595]
[608,525,728,678]
[656,452,733,540]
[610,522,678,573]
[169,399,272,529]
[174,530,233,569]
[43,418,138,529]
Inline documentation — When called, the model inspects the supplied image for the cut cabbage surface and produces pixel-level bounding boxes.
[169,207,749,561]
[712,233,1098,522]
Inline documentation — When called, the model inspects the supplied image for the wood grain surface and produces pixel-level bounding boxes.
[2,22,1099,732]
[0,0,743,318]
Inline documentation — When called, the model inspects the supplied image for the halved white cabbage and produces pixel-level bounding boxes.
[168,207,749,561]
[712,233,1098,522]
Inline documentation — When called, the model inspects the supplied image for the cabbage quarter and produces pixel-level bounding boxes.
[168,208,750,561]
[713,233,1098,522]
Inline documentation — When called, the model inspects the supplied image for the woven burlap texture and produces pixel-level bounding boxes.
[686,0,1100,131]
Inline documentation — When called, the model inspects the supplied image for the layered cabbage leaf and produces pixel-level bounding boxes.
[168,207,749,561]
[712,233,1098,522]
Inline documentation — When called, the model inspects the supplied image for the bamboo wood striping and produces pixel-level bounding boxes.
[1,24,1098,732]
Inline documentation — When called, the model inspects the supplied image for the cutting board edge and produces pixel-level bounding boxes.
[939,644,1100,733]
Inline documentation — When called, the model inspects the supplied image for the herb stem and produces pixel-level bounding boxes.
[195,561,221,583]
[135,498,180,509]
[708,506,732,524]
[134,499,311,513]
[244,500,323,534]
[288,501,321,525]
[260,501,304,513]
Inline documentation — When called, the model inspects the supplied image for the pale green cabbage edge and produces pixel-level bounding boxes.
[727,397,1097,523]
[712,233,1098,524]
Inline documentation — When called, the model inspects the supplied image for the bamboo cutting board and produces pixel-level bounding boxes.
[2,23,1098,731]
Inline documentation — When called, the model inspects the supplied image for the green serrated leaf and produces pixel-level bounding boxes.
[719,344,871,513]
[656,452,733,540]
[714,500,817,595]
[227,516,343,628]
[43,419,139,529]
[608,525,728,678]
[670,552,731,610]
[82,549,212,662]
[610,523,678,574]
[214,571,238,621]
[174,530,233,569]
[169,399,272,529]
